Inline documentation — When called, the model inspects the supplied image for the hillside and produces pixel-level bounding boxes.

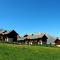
[45,33,56,44]
[0,43,60,60]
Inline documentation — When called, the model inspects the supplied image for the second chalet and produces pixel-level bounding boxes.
[18,33,48,45]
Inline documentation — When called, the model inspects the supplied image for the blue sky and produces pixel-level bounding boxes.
[0,0,60,36]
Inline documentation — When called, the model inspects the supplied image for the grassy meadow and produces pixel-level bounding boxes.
[0,43,60,60]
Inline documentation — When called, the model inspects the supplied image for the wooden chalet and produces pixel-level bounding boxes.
[55,38,60,45]
[0,29,18,43]
[55,38,60,47]
[18,33,48,45]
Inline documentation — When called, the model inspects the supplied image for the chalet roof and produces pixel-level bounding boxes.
[24,33,44,39]
[0,29,18,35]
[18,33,46,40]
[17,37,25,41]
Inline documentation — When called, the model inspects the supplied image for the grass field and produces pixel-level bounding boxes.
[0,43,60,60]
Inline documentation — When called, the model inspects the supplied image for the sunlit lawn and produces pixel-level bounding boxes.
[0,43,60,60]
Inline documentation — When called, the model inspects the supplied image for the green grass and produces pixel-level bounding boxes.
[0,43,60,60]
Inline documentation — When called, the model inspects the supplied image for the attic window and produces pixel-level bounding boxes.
[24,35,28,37]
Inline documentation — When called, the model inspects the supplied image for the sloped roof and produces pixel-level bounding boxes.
[17,37,25,41]
[0,29,18,35]
[24,33,44,39]
[18,33,45,40]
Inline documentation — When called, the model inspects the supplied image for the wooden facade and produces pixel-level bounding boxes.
[55,38,60,45]
[54,38,60,47]
[18,34,48,45]
[0,30,18,43]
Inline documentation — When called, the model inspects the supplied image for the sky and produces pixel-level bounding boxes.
[0,0,60,36]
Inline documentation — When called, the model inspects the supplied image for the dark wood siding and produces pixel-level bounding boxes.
[7,31,18,42]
